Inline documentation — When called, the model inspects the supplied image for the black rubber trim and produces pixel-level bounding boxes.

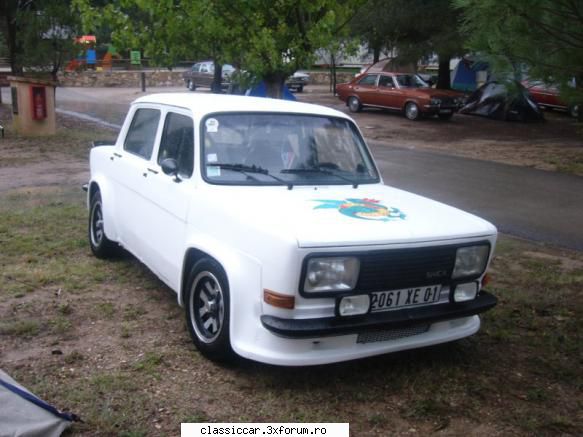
[261,290,497,339]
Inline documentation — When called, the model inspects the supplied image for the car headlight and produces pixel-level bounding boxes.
[430,98,441,105]
[304,257,360,293]
[452,245,490,280]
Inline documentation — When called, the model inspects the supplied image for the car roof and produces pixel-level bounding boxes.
[133,93,350,120]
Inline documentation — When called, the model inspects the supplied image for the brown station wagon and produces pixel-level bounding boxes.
[336,72,464,121]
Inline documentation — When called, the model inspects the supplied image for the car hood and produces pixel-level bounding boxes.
[202,183,496,248]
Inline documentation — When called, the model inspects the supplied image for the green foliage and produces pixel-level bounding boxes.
[455,0,583,109]
[0,0,80,76]
[74,0,359,96]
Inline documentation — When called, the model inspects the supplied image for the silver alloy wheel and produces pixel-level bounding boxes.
[405,102,420,120]
[189,271,225,344]
[348,96,360,112]
[90,200,104,247]
[570,104,579,118]
[188,80,195,91]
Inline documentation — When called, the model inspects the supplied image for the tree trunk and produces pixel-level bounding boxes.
[436,55,451,89]
[373,44,381,64]
[331,54,337,95]
[263,73,286,99]
[211,60,223,94]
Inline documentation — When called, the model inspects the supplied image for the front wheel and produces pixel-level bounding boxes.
[404,102,421,120]
[187,80,196,91]
[89,191,118,258]
[185,259,235,362]
[348,96,362,113]
[570,104,579,119]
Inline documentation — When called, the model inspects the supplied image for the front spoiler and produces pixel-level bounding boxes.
[261,290,497,339]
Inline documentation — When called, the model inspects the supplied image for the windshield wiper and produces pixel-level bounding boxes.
[210,163,293,190]
[281,163,360,188]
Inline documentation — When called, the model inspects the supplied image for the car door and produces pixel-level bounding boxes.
[198,62,213,87]
[110,105,163,260]
[353,74,379,105]
[141,109,195,290]
[376,74,400,109]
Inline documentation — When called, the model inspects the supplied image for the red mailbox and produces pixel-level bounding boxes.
[30,86,47,120]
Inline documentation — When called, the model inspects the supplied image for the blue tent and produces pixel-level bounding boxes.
[451,57,489,92]
[246,81,297,101]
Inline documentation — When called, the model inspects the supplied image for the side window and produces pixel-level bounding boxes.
[200,64,209,73]
[158,112,195,178]
[379,75,394,88]
[357,75,378,86]
[191,64,199,72]
[123,108,161,160]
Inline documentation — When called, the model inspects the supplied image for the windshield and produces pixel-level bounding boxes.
[202,113,379,186]
[395,74,429,88]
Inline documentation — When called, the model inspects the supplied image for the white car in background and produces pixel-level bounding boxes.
[86,93,498,366]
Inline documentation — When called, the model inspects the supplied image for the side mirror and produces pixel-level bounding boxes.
[161,158,181,182]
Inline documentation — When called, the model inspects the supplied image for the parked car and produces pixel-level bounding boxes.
[182,61,235,91]
[286,70,310,92]
[86,93,498,366]
[336,72,464,120]
[523,80,579,118]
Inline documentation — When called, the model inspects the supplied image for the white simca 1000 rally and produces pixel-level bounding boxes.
[86,93,498,366]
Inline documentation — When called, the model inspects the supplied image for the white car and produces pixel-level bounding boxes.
[86,93,498,366]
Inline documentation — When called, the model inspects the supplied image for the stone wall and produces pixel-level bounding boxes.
[58,70,356,88]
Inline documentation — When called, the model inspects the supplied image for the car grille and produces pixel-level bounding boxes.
[357,324,430,344]
[355,245,457,292]
[439,96,456,107]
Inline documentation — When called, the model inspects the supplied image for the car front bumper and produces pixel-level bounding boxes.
[261,290,496,338]
[231,291,496,366]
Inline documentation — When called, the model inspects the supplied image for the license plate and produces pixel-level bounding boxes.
[370,285,442,313]
[439,109,452,114]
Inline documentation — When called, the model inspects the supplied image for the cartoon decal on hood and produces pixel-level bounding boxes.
[313,198,406,222]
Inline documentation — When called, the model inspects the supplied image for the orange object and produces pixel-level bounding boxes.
[263,289,295,309]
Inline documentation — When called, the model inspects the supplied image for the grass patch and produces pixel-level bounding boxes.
[0,319,40,337]
[1,182,582,435]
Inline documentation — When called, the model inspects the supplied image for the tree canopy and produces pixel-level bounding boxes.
[74,0,358,97]
[0,0,80,78]
[455,0,583,107]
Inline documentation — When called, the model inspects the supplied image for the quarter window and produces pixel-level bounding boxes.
[158,112,195,177]
[357,75,378,86]
[123,108,161,160]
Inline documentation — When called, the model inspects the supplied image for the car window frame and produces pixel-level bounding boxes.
[198,111,381,187]
[379,75,395,88]
[122,106,163,161]
[357,74,379,86]
[156,109,196,179]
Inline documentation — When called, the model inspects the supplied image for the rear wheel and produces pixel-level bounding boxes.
[570,104,579,119]
[185,258,235,362]
[89,191,118,259]
[297,85,304,93]
[404,102,421,120]
[348,96,362,113]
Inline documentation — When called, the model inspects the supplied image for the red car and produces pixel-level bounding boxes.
[524,81,579,118]
[336,72,464,121]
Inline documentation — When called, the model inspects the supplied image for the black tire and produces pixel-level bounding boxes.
[297,85,303,93]
[89,191,118,259]
[185,258,235,362]
[404,102,421,120]
[348,96,362,113]
[570,104,579,119]
[438,112,454,121]
[187,80,196,91]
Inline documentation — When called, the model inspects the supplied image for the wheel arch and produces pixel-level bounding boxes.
[87,177,120,242]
